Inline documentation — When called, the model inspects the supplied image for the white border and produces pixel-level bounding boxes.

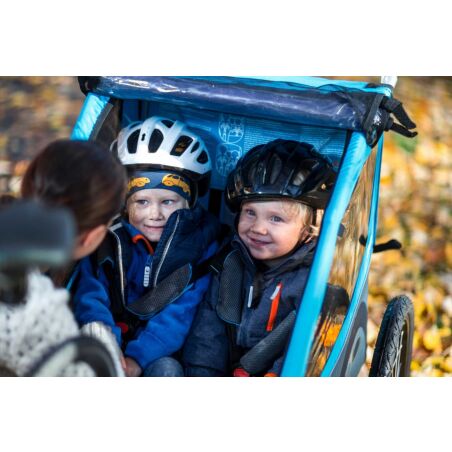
[1,378,450,452]
[1,1,450,74]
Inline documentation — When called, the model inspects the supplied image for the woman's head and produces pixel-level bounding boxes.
[21,139,127,259]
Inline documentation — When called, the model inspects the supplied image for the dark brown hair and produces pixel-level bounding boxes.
[21,140,127,234]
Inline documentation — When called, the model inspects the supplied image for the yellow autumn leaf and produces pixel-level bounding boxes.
[423,356,444,367]
[412,331,421,350]
[413,293,426,318]
[446,243,452,268]
[381,213,400,230]
[440,314,451,328]
[438,327,451,339]
[422,328,442,352]
[379,251,401,267]
[443,356,452,373]
[10,92,28,108]
[415,139,441,166]
[379,175,392,186]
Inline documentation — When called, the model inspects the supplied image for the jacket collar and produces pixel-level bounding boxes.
[121,221,154,254]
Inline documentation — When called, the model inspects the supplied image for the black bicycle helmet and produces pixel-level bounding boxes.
[225,139,337,212]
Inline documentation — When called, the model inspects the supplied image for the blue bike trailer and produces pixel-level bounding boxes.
[72,76,417,376]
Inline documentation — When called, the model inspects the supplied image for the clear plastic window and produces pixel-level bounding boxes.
[306,149,377,376]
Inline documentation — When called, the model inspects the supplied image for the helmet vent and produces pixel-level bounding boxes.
[256,160,267,185]
[171,136,193,156]
[268,155,282,185]
[148,129,164,153]
[127,130,140,154]
[248,165,258,185]
[292,171,306,186]
[191,142,200,153]
[197,150,209,164]
[162,119,174,128]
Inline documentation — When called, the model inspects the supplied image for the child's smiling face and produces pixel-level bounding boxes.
[238,200,307,261]
[127,188,188,242]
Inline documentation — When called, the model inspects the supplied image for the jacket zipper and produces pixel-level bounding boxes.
[111,228,126,308]
[110,223,126,307]
[153,213,180,288]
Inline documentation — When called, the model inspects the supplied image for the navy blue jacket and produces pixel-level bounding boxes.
[183,234,316,376]
[72,206,221,370]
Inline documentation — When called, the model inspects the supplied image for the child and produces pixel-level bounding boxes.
[183,139,337,377]
[72,116,221,377]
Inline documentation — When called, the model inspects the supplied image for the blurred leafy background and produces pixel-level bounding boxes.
[0,76,450,376]
[364,77,451,377]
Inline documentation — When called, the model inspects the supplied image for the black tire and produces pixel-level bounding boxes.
[26,336,118,377]
[369,295,414,377]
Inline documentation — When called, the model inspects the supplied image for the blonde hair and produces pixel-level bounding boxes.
[281,199,323,243]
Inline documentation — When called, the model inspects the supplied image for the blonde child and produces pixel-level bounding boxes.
[183,139,336,376]
[73,117,221,377]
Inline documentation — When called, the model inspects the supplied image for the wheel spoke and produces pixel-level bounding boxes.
[391,329,404,376]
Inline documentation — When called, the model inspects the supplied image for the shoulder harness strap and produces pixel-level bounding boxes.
[91,224,130,318]
[239,310,297,376]
[126,238,235,318]
[216,248,245,325]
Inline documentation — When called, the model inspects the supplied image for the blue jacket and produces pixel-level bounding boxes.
[72,206,220,370]
[183,234,316,376]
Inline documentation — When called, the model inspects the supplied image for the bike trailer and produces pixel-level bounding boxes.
[71,76,417,376]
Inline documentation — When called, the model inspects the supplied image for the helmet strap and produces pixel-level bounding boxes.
[312,209,317,227]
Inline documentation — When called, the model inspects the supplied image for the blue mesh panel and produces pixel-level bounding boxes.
[143,101,346,190]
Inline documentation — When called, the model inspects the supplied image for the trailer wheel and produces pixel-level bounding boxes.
[369,295,414,377]
[26,336,118,377]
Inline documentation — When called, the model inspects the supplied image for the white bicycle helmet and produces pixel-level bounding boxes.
[111,116,211,201]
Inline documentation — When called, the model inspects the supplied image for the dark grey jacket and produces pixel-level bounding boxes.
[183,234,316,376]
